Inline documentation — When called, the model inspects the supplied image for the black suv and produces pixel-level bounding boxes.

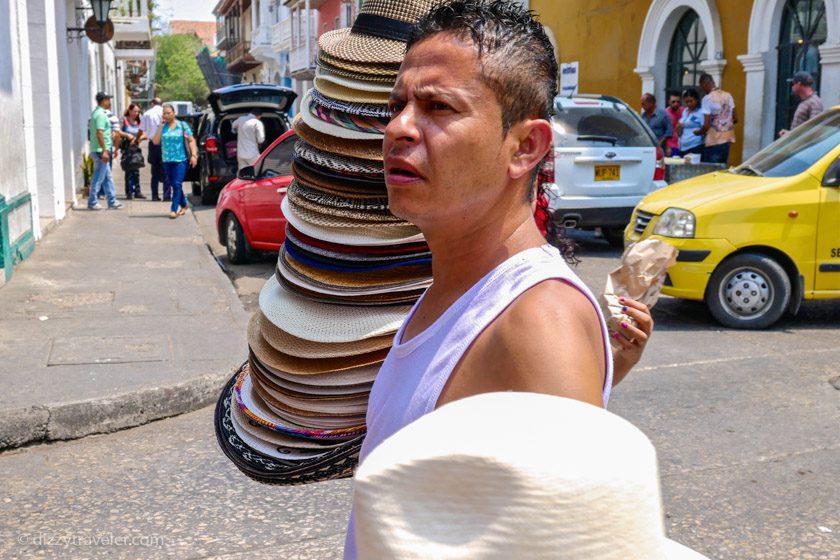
[189,84,296,204]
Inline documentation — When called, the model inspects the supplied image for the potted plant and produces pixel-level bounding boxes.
[80,152,94,197]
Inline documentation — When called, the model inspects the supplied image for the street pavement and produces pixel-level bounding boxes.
[1,195,839,558]
[0,166,250,450]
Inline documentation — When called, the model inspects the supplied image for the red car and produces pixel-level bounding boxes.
[215,130,296,263]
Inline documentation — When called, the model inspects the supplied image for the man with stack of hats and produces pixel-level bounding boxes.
[340,1,653,557]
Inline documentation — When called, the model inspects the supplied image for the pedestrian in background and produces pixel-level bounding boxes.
[665,89,683,157]
[152,103,198,219]
[698,73,737,164]
[87,92,123,210]
[120,103,146,199]
[232,108,265,171]
[140,97,168,201]
[676,88,708,158]
[779,71,823,136]
[640,93,673,154]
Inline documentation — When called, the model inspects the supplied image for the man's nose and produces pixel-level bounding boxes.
[386,104,419,145]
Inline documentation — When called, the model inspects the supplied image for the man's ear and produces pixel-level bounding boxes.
[508,118,553,181]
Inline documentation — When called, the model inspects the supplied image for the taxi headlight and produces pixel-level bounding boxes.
[653,208,695,238]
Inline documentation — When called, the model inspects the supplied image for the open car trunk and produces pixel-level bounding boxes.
[217,112,288,162]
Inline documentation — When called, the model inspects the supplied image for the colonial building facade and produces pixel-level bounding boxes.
[534,0,840,163]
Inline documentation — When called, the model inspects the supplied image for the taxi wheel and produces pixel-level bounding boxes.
[706,253,790,329]
[224,214,251,265]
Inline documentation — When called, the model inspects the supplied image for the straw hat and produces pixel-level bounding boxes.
[353,392,710,560]
[283,197,424,247]
[293,162,388,198]
[259,274,411,342]
[276,276,426,307]
[318,51,400,77]
[314,76,392,105]
[287,198,407,228]
[318,0,436,64]
[257,311,393,359]
[301,90,387,140]
[318,60,397,85]
[295,138,384,175]
[248,313,387,375]
[281,249,432,291]
[316,66,394,93]
[286,231,431,265]
[287,180,390,213]
[288,225,428,256]
[310,88,390,118]
[215,368,368,486]
[250,350,379,388]
[294,116,384,162]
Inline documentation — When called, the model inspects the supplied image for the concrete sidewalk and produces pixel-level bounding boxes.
[0,177,250,450]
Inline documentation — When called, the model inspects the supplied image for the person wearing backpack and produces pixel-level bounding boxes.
[152,103,198,219]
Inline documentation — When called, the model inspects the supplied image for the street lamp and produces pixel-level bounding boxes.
[90,0,113,27]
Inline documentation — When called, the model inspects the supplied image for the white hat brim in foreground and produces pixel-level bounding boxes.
[353,392,710,560]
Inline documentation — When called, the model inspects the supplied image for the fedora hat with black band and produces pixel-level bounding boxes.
[318,0,437,65]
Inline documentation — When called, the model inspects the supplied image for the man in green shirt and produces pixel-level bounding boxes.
[87,92,123,210]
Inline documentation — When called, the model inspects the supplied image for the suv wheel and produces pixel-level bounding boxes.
[224,213,251,264]
[706,253,790,329]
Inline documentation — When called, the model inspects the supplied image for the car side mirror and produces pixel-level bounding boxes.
[822,158,840,187]
[237,166,255,181]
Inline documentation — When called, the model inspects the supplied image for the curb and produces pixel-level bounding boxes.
[0,367,236,451]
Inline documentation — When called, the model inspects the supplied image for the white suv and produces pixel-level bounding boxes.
[540,95,667,246]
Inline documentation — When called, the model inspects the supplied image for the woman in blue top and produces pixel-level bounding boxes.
[676,88,710,157]
[152,103,198,218]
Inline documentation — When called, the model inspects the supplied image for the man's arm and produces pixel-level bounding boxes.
[95,128,110,161]
[256,121,265,146]
[437,280,606,409]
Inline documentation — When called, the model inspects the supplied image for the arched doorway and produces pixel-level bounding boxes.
[774,0,827,135]
[667,10,708,91]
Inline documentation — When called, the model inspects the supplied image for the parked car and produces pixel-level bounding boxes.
[541,95,667,246]
[215,129,297,264]
[626,105,840,329]
[190,84,296,205]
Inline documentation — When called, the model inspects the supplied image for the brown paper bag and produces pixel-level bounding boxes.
[600,239,678,349]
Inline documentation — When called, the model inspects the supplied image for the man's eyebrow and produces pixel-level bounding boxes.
[390,85,470,103]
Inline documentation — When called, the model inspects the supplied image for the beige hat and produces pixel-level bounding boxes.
[353,392,710,560]
[315,66,394,93]
[292,162,388,199]
[259,274,411,342]
[314,76,392,105]
[318,0,437,65]
[283,197,424,247]
[294,115,384,162]
[258,311,393,359]
[248,313,387,375]
[300,89,386,141]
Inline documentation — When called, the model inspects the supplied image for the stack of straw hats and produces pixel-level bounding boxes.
[215,0,436,485]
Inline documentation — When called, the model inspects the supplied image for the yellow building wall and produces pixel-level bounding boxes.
[533,0,754,164]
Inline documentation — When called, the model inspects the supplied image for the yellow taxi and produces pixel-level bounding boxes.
[626,106,840,329]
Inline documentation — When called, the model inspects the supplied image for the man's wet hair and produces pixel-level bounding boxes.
[407,0,558,136]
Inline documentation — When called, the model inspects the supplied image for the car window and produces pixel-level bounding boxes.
[732,110,840,178]
[259,134,295,177]
[551,106,654,148]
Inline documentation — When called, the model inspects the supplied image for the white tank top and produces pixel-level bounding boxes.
[344,244,613,559]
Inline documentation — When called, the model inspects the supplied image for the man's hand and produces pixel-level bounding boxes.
[778,129,789,137]
[611,297,653,386]
[102,151,110,162]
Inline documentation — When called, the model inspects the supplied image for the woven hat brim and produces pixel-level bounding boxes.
[248,313,387,375]
[288,198,408,229]
[236,369,366,438]
[296,137,384,174]
[249,359,371,402]
[318,28,407,65]
[294,157,386,189]
[281,249,432,291]
[214,368,366,486]
[314,77,392,105]
[284,197,424,247]
[250,355,373,397]
[259,274,411,342]
[251,350,379,388]
[230,404,333,460]
[230,396,350,450]
[316,67,393,93]
[251,375,368,418]
[258,311,393,359]
[288,180,390,214]
[276,273,425,306]
[288,225,428,255]
[301,91,384,141]
[294,115,383,162]
[318,51,400,76]
[293,162,387,198]
[319,60,396,84]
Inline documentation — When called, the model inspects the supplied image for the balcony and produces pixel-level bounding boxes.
[289,42,317,79]
[111,0,151,43]
[251,24,274,62]
[271,19,291,53]
[226,39,262,73]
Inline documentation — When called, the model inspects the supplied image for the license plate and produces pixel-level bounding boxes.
[594,165,620,181]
